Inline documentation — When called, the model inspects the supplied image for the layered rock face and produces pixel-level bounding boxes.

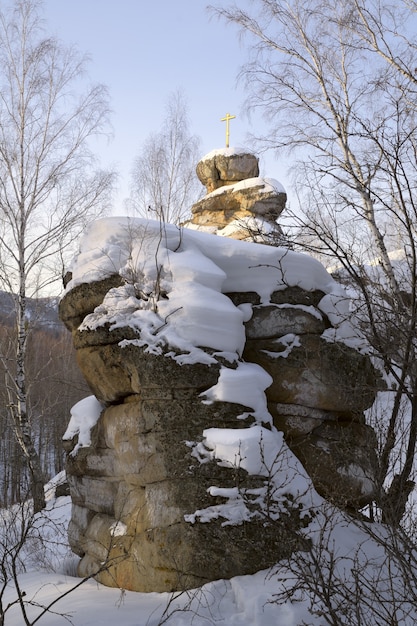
[186,148,286,242]
[60,280,304,592]
[234,288,378,508]
[59,152,379,593]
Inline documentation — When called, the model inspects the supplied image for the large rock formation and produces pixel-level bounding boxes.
[59,150,380,593]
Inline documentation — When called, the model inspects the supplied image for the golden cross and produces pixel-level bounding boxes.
[221,112,236,148]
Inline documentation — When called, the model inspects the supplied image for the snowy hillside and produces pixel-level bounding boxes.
[0,291,60,328]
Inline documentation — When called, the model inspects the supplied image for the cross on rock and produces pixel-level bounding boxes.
[221,112,236,148]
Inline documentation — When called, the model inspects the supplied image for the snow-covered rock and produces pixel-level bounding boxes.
[59,212,380,593]
[196,147,260,193]
[187,147,286,242]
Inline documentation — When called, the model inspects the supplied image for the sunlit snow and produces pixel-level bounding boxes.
[66,216,358,366]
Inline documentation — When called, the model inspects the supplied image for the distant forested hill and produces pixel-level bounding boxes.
[0,291,89,505]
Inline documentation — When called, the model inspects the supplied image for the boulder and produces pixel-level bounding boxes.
[66,397,306,592]
[59,275,123,332]
[196,150,259,193]
[74,340,221,404]
[244,334,377,413]
[187,149,286,242]
[191,178,287,226]
[245,304,327,339]
[271,403,376,507]
[289,420,378,508]
[77,513,301,593]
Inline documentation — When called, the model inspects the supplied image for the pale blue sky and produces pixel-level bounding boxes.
[41,0,288,209]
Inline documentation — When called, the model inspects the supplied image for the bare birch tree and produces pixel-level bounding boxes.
[129,90,202,224]
[0,0,114,512]
[213,0,417,525]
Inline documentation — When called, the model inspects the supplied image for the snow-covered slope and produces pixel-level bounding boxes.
[3,478,417,625]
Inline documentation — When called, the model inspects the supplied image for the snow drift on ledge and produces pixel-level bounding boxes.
[65,216,365,361]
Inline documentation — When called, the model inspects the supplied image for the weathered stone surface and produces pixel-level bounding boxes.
[226,291,261,306]
[191,179,287,225]
[197,151,259,193]
[245,304,327,339]
[79,515,302,593]
[272,403,333,437]
[270,287,326,308]
[75,342,221,404]
[59,274,123,331]
[73,324,139,349]
[67,397,306,592]
[244,334,377,413]
[113,483,148,533]
[67,504,96,557]
[98,397,258,492]
[71,503,96,532]
[226,287,326,309]
[289,421,378,508]
[272,402,365,438]
[67,474,119,515]
[66,446,115,478]
[270,403,376,507]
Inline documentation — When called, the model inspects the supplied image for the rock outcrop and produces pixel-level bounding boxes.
[59,150,380,593]
[231,287,378,509]
[60,287,304,591]
[186,148,286,242]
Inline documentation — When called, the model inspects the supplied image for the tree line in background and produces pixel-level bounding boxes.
[0,307,88,507]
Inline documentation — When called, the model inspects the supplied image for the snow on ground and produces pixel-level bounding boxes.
[2,477,417,625]
[2,567,298,626]
[2,481,289,626]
